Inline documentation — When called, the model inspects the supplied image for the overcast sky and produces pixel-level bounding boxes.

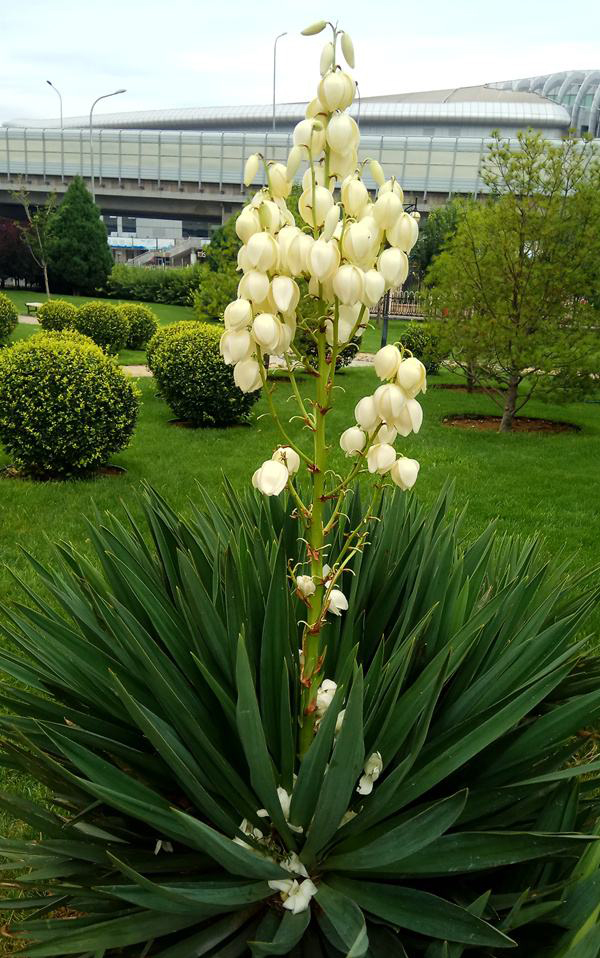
[2,0,600,123]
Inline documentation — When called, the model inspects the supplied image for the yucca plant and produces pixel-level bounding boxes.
[0,483,599,956]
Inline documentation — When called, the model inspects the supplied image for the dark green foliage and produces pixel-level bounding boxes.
[0,484,599,954]
[396,321,447,374]
[36,298,78,332]
[0,330,139,476]
[297,326,360,370]
[193,216,241,322]
[0,291,18,343]
[411,199,465,280]
[47,177,113,294]
[118,302,159,349]
[150,322,260,425]
[146,320,194,371]
[0,217,40,286]
[72,300,129,354]
[107,262,203,306]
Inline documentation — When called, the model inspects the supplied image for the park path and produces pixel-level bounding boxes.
[16,315,373,377]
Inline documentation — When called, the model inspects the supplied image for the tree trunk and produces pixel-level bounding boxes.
[466,363,476,393]
[43,264,50,298]
[499,376,519,432]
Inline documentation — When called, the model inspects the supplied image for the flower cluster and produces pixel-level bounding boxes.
[340,344,426,488]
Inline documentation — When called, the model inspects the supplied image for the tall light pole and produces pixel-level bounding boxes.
[46,80,63,129]
[272,32,287,132]
[89,88,126,202]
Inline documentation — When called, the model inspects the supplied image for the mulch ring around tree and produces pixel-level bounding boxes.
[0,464,127,481]
[431,384,505,395]
[443,413,580,434]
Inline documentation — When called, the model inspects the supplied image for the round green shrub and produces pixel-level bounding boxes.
[396,320,447,374]
[0,331,139,477]
[146,321,191,372]
[0,292,18,344]
[151,322,260,426]
[118,303,159,349]
[71,300,129,354]
[37,298,78,332]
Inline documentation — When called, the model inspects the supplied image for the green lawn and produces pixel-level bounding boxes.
[3,289,196,326]
[0,366,598,628]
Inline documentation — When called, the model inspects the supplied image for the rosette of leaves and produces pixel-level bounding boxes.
[1,485,600,956]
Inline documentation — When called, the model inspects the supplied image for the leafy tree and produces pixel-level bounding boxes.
[193,213,241,321]
[428,131,600,431]
[12,191,56,295]
[47,177,113,295]
[0,217,39,287]
[411,198,465,280]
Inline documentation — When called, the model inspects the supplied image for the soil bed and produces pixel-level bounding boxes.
[432,384,505,396]
[443,414,580,434]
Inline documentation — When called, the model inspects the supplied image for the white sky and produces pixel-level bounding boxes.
[2,0,600,123]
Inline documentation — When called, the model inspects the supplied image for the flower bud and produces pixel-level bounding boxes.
[234,358,262,393]
[320,41,335,76]
[246,232,279,272]
[374,382,406,422]
[369,159,385,187]
[269,163,292,199]
[316,679,337,716]
[377,248,409,288]
[396,357,427,398]
[220,329,253,365]
[340,426,366,457]
[386,211,419,252]
[235,207,261,244]
[238,270,270,304]
[326,113,359,153]
[309,239,340,281]
[298,186,334,227]
[243,153,260,187]
[361,269,385,307]
[395,398,423,437]
[341,176,369,218]
[333,264,364,306]
[224,298,253,330]
[373,191,404,230]
[323,204,341,242]
[252,459,289,496]
[296,575,316,598]
[271,276,300,314]
[374,344,402,381]
[342,221,373,264]
[286,146,304,181]
[272,445,300,475]
[301,19,327,35]
[390,457,420,490]
[253,313,281,352]
[340,31,355,68]
[379,178,404,201]
[367,442,397,475]
[355,395,380,431]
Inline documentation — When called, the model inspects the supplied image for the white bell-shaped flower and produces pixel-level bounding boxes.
[369,159,385,187]
[322,204,341,242]
[367,443,397,475]
[357,752,383,795]
[269,162,292,199]
[224,298,253,330]
[396,357,427,398]
[243,153,260,187]
[341,176,369,218]
[316,678,337,716]
[329,148,358,180]
[325,315,355,346]
[340,426,366,457]
[361,269,386,307]
[271,276,300,314]
[390,457,420,490]
[355,395,380,432]
[234,358,262,393]
[293,118,326,157]
[246,232,278,272]
[395,399,423,437]
[252,460,289,496]
[298,186,334,228]
[252,313,282,353]
[342,221,374,265]
[386,211,419,253]
[373,191,404,229]
[379,178,404,201]
[374,344,402,381]
[220,329,253,365]
[327,589,348,616]
[326,113,359,153]
[374,383,406,422]
[268,878,318,915]
[235,207,261,244]
[286,145,304,180]
[272,446,300,475]
[238,270,270,304]
[309,239,340,281]
[305,97,328,119]
[377,422,398,444]
[277,225,302,274]
[296,575,316,598]
[318,72,349,111]
[378,248,409,288]
[333,265,364,306]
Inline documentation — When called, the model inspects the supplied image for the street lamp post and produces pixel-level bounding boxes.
[89,89,126,202]
[46,80,64,182]
[272,32,287,132]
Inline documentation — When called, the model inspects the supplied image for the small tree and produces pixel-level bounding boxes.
[193,213,241,321]
[47,177,113,295]
[411,197,464,280]
[0,217,39,288]
[429,132,600,431]
[12,191,56,296]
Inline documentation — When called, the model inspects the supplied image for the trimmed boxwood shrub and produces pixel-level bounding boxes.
[107,262,203,305]
[151,322,260,425]
[146,321,193,371]
[37,298,78,332]
[0,330,139,477]
[118,303,159,349]
[0,292,18,344]
[72,300,129,354]
[396,320,447,374]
